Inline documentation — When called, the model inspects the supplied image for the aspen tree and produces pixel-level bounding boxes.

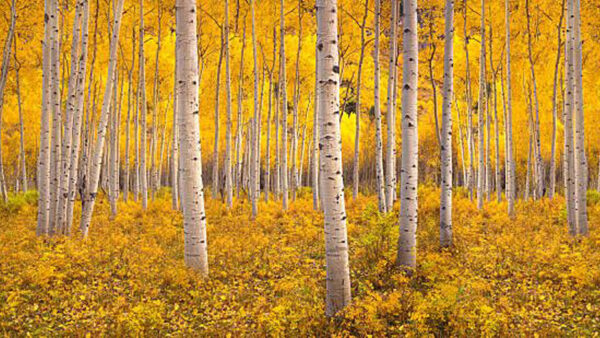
[13,34,27,192]
[488,22,501,203]
[311,37,319,210]
[316,0,351,316]
[48,0,62,234]
[139,0,148,209]
[373,0,386,213]
[175,0,209,275]
[79,0,125,238]
[0,0,16,203]
[250,0,259,218]
[385,0,398,211]
[463,0,474,201]
[280,0,289,210]
[124,30,136,203]
[274,63,281,198]
[150,6,162,200]
[265,27,277,202]
[38,0,53,236]
[440,0,455,248]
[549,0,565,200]
[572,0,587,235]
[525,0,543,198]
[504,0,515,216]
[397,0,419,270]
[298,101,310,186]
[564,0,576,232]
[65,0,91,234]
[476,0,486,210]
[224,0,234,208]
[171,43,179,209]
[235,25,247,198]
[290,0,302,202]
[352,0,369,200]
[212,30,224,200]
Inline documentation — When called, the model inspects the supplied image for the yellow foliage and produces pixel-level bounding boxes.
[1,188,600,335]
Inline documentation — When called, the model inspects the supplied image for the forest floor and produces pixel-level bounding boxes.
[1,186,600,336]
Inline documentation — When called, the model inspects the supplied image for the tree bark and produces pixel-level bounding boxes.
[504,0,515,216]
[279,0,289,210]
[549,0,565,200]
[316,0,351,316]
[139,0,148,209]
[385,0,398,211]
[397,0,419,270]
[373,0,386,213]
[224,0,234,208]
[440,0,455,248]
[212,30,224,200]
[476,0,486,210]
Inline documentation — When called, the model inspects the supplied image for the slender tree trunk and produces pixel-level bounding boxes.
[250,0,260,217]
[463,0,474,201]
[150,6,162,201]
[212,31,224,200]
[455,98,467,186]
[139,0,148,209]
[397,0,419,270]
[290,0,302,202]
[280,0,289,210]
[124,30,135,203]
[504,0,515,216]
[564,0,576,232]
[440,0,455,248]
[235,26,247,199]
[476,0,486,210]
[385,0,398,211]
[14,36,27,193]
[550,0,565,200]
[0,0,16,203]
[311,35,320,210]
[224,0,234,208]
[316,0,351,316]
[373,0,386,213]
[265,27,276,203]
[171,45,179,209]
[79,0,125,238]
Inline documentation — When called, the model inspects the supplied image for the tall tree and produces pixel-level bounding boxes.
[139,0,148,209]
[279,0,289,210]
[440,0,455,248]
[176,0,209,274]
[250,0,260,218]
[385,0,398,211]
[397,0,419,270]
[373,0,386,213]
[316,0,351,316]
[476,0,486,210]
[0,0,16,203]
[549,0,565,199]
[79,0,125,238]
[212,30,224,200]
[504,0,515,216]
[224,0,234,208]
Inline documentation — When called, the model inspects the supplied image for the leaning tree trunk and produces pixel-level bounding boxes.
[176,0,209,274]
[397,0,419,271]
[373,0,386,213]
[385,0,398,211]
[440,0,455,248]
[504,0,515,216]
[79,0,125,238]
[316,0,351,317]
[0,0,16,203]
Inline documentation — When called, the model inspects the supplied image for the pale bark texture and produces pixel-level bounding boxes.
[440,0,455,248]
[316,0,351,316]
[504,0,515,216]
[171,49,179,209]
[14,37,27,192]
[279,0,289,210]
[476,0,486,210]
[139,0,148,209]
[373,0,386,213]
[0,0,16,203]
[549,0,564,200]
[397,0,419,271]
[176,0,209,274]
[212,31,224,200]
[250,0,260,218]
[79,0,125,238]
[224,0,234,208]
[385,0,398,211]
[564,0,576,232]
[353,0,368,200]
[311,38,319,210]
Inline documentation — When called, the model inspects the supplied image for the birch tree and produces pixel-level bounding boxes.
[176,0,209,274]
[316,0,351,316]
[440,0,455,248]
[397,0,419,270]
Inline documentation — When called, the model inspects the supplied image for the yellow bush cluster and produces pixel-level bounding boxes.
[1,187,599,335]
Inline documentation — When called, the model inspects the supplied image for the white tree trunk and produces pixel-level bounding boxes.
[504,0,515,216]
[224,0,234,208]
[397,0,419,270]
[139,0,148,209]
[316,0,351,316]
[440,0,455,248]
[373,0,386,213]
[124,29,135,203]
[265,28,277,203]
[0,0,16,203]
[279,0,289,210]
[476,0,486,210]
[549,1,564,200]
[250,0,260,217]
[353,0,369,200]
[79,0,125,238]
[212,31,224,200]
[564,0,576,232]
[48,0,62,234]
[176,0,209,274]
[385,0,398,211]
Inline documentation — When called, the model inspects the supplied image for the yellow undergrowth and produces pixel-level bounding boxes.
[1,187,600,336]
